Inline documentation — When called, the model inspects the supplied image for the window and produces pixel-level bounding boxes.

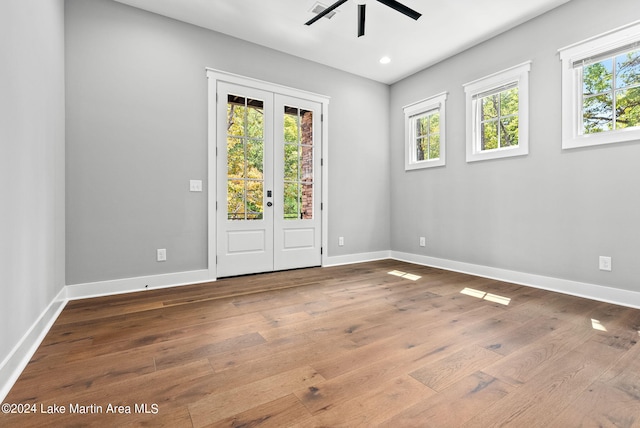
[404,92,447,170]
[464,61,531,162]
[226,94,265,220]
[559,21,640,149]
[283,105,314,220]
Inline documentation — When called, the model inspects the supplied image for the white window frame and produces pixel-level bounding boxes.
[559,20,640,149]
[464,61,531,162]
[404,92,447,170]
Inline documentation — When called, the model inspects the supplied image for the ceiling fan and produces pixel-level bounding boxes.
[305,0,421,37]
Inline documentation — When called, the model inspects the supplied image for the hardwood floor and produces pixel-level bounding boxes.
[3,260,640,427]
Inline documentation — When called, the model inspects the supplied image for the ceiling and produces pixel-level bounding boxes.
[114,0,571,84]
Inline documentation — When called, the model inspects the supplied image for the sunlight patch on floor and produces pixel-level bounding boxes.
[460,287,511,306]
[388,270,421,281]
[591,318,607,331]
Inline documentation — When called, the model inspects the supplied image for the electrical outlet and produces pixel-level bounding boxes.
[599,256,611,271]
[157,248,167,262]
[419,237,426,247]
[338,237,344,246]
[190,180,203,192]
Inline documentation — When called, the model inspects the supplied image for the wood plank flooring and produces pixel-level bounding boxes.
[3,260,640,427]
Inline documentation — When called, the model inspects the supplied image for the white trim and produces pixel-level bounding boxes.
[0,287,67,403]
[464,61,531,162]
[205,69,329,105]
[206,68,330,276]
[321,102,330,267]
[5,250,640,403]
[65,269,211,300]
[404,92,447,170]
[558,20,640,149]
[559,20,640,63]
[324,250,392,267]
[207,71,218,280]
[391,251,640,310]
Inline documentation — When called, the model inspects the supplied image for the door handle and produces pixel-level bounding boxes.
[267,201,273,207]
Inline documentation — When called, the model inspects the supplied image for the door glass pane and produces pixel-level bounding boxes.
[284,112,299,143]
[301,183,313,219]
[284,182,299,220]
[283,106,314,220]
[246,181,263,220]
[227,137,244,178]
[227,180,244,220]
[284,144,298,182]
[247,104,264,139]
[301,145,313,182]
[227,94,264,220]
[227,101,245,137]
[301,109,314,146]
[247,140,264,178]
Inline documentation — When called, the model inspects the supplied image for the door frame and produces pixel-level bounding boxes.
[206,68,330,280]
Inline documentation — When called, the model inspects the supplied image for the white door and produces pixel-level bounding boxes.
[216,82,322,277]
[274,95,322,271]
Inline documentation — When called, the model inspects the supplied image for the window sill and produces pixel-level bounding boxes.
[563,128,640,149]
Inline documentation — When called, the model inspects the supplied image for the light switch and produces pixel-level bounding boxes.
[190,180,203,192]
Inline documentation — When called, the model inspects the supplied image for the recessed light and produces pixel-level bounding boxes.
[379,56,391,64]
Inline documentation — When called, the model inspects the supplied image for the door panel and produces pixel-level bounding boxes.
[283,228,315,249]
[227,230,266,253]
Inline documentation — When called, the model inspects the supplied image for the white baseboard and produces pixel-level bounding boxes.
[391,251,640,310]
[324,250,391,267]
[4,252,639,403]
[0,287,67,403]
[65,269,213,300]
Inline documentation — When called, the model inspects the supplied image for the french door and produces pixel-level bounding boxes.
[216,82,322,277]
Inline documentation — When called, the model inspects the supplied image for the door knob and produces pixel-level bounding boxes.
[267,202,273,207]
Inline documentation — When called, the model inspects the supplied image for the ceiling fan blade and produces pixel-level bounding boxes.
[305,0,348,26]
[376,0,421,20]
[357,4,366,37]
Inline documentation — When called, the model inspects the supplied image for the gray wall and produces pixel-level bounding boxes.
[390,0,640,292]
[0,0,65,371]
[65,0,390,284]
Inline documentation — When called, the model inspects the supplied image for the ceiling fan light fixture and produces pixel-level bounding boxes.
[309,2,339,21]
[306,0,420,37]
